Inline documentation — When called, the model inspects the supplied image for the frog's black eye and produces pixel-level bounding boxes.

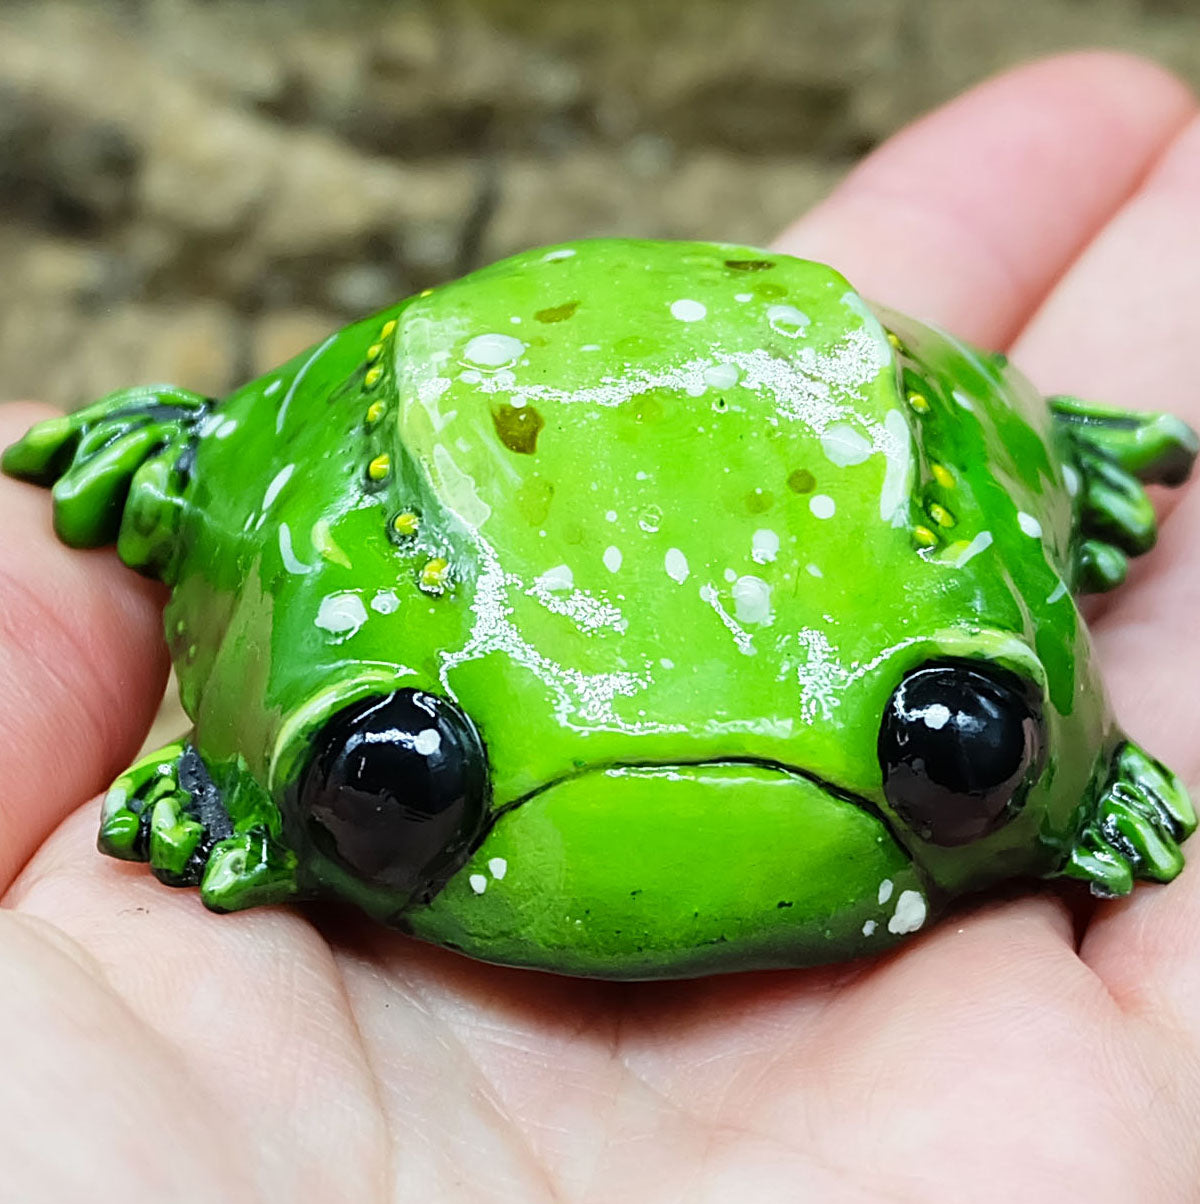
[298,689,488,900]
[878,660,1044,846]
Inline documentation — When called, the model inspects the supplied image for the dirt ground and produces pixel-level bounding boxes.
[2,0,1198,408]
[1,0,1197,746]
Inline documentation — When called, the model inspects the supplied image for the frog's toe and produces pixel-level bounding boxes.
[199,828,298,914]
[1050,396,1199,594]
[99,740,233,887]
[1060,741,1196,897]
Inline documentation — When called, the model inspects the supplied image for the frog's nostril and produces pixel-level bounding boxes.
[297,689,489,902]
[878,659,1045,847]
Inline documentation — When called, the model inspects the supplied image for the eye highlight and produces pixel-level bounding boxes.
[878,660,1045,846]
[298,689,488,902]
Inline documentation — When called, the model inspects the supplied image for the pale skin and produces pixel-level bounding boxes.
[2,51,1200,1203]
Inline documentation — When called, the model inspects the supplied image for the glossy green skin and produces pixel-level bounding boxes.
[6,239,1196,979]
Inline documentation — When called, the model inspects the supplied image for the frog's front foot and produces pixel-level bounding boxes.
[99,741,298,912]
[1061,741,1197,897]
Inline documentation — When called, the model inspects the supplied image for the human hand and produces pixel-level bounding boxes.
[2,51,1199,1203]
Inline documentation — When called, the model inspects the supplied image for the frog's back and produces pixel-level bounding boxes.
[353,240,1072,802]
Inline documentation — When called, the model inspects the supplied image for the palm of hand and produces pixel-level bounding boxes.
[3,53,1200,1204]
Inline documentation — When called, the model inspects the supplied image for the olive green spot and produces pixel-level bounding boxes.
[492,404,545,455]
[534,300,580,324]
[724,259,775,272]
[787,469,815,494]
[745,488,774,514]
[754,282,787,300]
[516,477,555,526]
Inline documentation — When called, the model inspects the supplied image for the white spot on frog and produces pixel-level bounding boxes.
[488,857,508,880]
[544,247,576,262]
[751,528,779,564]
[262,464,294,512]
[605,509,618,522]
[670,298,707,322]
[603,545,623,573]
[809,494,836,519]
[879,409,913,524]
[413,728,441,756]
[464,333,526,369]
[669,297,707,322]
[214,418,238,439]
[732,575,772,625]
[888,890,927,935]
[315,592,368,639]
[371,589,399,614]
[820,422,873,467]
[862,919,877,937]
[878,878,894,906]
[1063,464,1081,497]
[535,564,574,592]
[665,548,690,583]
[278,523,311,575]
[767,304,811,338]
[953,531,994,567]
[469,873,488,895]
[805,562,823,578]
[1017,511,1043,539]
[704,362,740,390]
[952,388,975,412]
[263,379,282,398]
[700,583,755,656]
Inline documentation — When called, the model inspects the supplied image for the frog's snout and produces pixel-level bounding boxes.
[291,689,490,907]
[404,760,929,977]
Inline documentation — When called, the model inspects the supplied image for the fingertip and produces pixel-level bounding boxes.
[774,50,1196,346]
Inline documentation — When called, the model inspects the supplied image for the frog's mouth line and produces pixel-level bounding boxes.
[486,756,909,853]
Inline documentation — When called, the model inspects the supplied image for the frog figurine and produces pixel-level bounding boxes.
[5,238,1197,979]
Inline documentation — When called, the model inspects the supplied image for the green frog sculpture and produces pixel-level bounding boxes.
[4,239,1196,978]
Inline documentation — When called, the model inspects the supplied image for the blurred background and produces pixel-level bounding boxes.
[3,0,1200,411]
[1,0,1198,745]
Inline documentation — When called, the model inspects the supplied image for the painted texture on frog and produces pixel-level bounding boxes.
[5,238,1197,979]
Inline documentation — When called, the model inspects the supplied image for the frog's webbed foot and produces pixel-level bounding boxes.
[1,385,213,582]
[1059,742,1197,897]
[1050,396,1199,593]
[99,741,298,913]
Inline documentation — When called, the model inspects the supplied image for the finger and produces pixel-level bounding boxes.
[773,52,1196,348]
[0,402,169,892]
[0,910,260,1201]
[1011,110,1200,418]
[6,803,389,1202]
